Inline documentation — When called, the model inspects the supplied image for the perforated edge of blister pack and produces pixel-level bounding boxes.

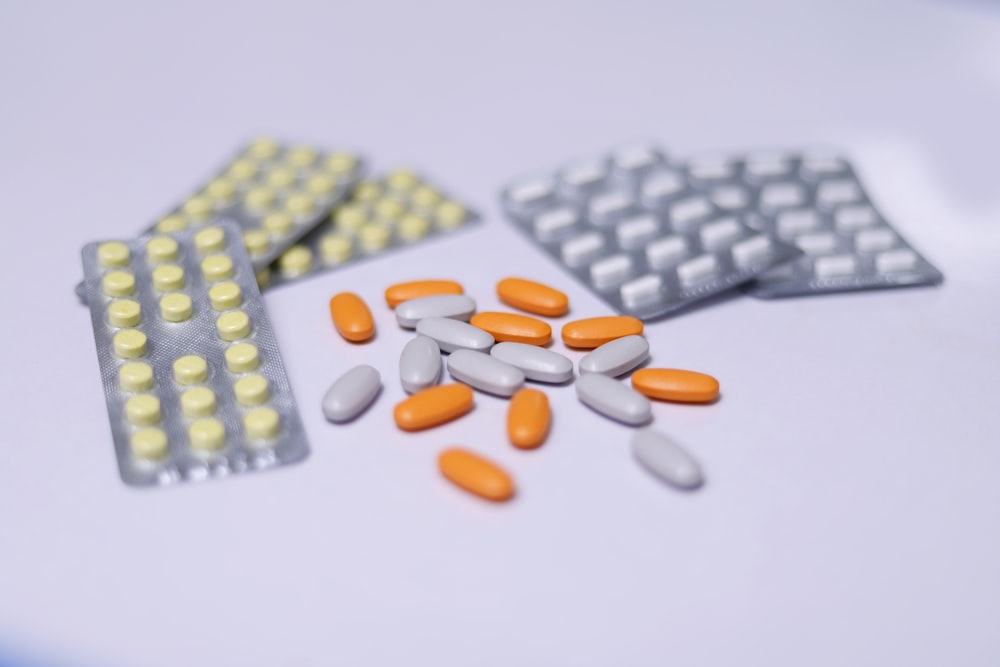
[81,222,309,487]
[499,144,801,320]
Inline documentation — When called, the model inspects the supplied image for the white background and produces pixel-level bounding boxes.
[1,1,999,666]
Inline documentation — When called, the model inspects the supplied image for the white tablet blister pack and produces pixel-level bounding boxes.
[80,222,309,487]
[677,152,944,298]
[500,144,800,320]
[261,169,479,289]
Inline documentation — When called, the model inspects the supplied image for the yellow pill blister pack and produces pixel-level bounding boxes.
[261,169,479,289]
[80,222,309,487]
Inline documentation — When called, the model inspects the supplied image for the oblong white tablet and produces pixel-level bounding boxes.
[578,334,649,377]
[395,294,476,329]
[399,336,442,393]
[490,342,574,383]
[575,373,651,425]
[416,317,494,353]
[632,427,704,489]
[447,349,525,397]
[322,364,382,423]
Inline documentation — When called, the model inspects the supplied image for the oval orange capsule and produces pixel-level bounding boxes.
[394,383,474,431]
[507,388,550,449]
[329,292,375,342]
[631,368,720,403]
[497,277,569,317]
[561,316,643,349]
[470,311,551,345]
[384,279,464,308]
[438,447,515,502]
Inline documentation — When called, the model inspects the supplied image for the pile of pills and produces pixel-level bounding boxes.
[323,276,719,502]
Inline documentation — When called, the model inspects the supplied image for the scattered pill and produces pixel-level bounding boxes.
[395,294,476,329]
[416,317,494,353]
[130,427,168,460]
[173,354,208,385]
[576,373,651,425]
[244,407,281,440]
[160,293,193,323]
[447,350,525,397]
[329,292,375,343]
[321,364,382,423]
[438,448,515,502]
[189,418,226,452]
[632,427,704,490]
[579,335,649,377]
[102,271,135,297]
[630,368,720,403]
[384,280,464,308]
[489,342,574,383]
[507,389,550,449]
[399,336,442,393]
[394,383,474,431]
[181,386,217,417]
[470,312,551,346]
[496,277,569,317]
[113,329,147,359]
[225,342,260,373]
[561,316,643,349]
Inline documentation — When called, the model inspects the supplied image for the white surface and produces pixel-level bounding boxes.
[2,1,1000,666]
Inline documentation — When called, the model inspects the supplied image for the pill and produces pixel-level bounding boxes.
[119,361,154,392]
[334,204,368,232]
[216,311,251,341]
[181,386,216,417]
[285,145,317,168]
[225,342,260,373]
[374,198,406,221]
[246,137,279,160]
[576,373,651,426]
[245,187,276,211]
[189,418,226,452]
[326,152,358,174]
[631,368,720,403]
[507,388,550,449]
[632,428,704,490]
[496,277,569,317]
[182,196,213,221]
[264,211,294,235]
[256,268,271,289]
[398,214,431,241]
[395,294,476,329]
[399,336,442,393]
[234,374,270,406]
[579,335,649,377]
[411,186,442,208]
[416,317,494,353]
[436,200,467,228]
[561,316,643,349]
[125,394,161,426]
[173,355,208,385]
[152,265,185,292]
[130,427,168,460]
[384,279,464,308]
[306,173,336,197]
[97,241,130,268]
[284,193,315,217]
[354,181,381,202]
[205,178,236,204]
[102,271,135,297]
[358,224,392,253]
[201,254,234,282]
[156,214,188,233]
[226,158,257,182]
[447,349,524,397]
[393,383,474,431]
[489,342,574,383]
[146,236,179,263]
[319,234,353,264]
[244,407,281,440]
[113,329,147,358]
[438,448,515,502]
[266,167,297,190]
[329,292,375,343]
[209,282,243,311]
[108,299,141,328]
[160,292,193,323]
[278,245,313,276]
[194,227,227,254]
[387,169,420,191]
[321,364,382,423]
[469,312,551,346]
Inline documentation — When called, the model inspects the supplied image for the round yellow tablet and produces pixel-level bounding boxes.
[234,374,270,406]
[130,427,168,460]
[209,282,242,311]
[102,271,135,297]
[334,205,367,233]
[263,211,293,235]
[306,173,335,197]
[244,407,280,440]
[398,214,431,242]
[108,299,141,328]
[358,224,391,253]
[182,195,213,221]
[216,310,251,341]
[226,158,257,182]
[243,229,270,256]
[119,361,154,392]
[267,167,297,189]
[325,152,357,174]
[436,200,467,228]
[411,185,442,209]
[194,227,226,254]
[285,146,317,168]
[173,354,208,385]
[156,214,189,233]
[146,236,179,263]
[152,264,184,292]
[284,193,314,217]
[201,254,234,282]
[205,178,236,204]
[97,242,130,268]
[387,169,420,191]
[256,268,271,289]
[160,293,193,322]
[353,181,381,202]
[278,246,312,277]
[181,387,216,417]
[319,234,353,264]
[247,137,280,160]
[244,187,276,211]
[125,394,161,425]
[225,342,260,373]
[374,198,405,222]
[189,418,226,452]
[113,329,147,358]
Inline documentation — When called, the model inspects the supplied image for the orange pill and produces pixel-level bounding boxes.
[507,388,550,449]
[385,280,464,308]
[438,447,516,502]
[631,368,720,403]
[497,277,569,317]
[470,311,551,345]
[394,383,474,431]
[561,316,643,349]
[329,292,375,342]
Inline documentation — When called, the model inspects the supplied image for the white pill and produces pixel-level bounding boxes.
[508,178,555,207]
[699,217,743,248]
[613,144,660,172]
[669,196,713,228]
[562,160,606,189]
[876,248,918,273]
[814,254,857,277]
[854,227,896,252]
[759,182,806,210]
[399,336,441,393]
[534,206,579,241]
[490,342,574,383]
[561,231,606,266]
[590,253,632,287]
[745,156,792,179]
[588,190,633,223]
[576,373,651,426]
[416,317,494,353]
[620,274,663,308]
[395,294,476,328]
[834,204,877,230]
[687,158,735,181]
[710,185,750,210]
[775,209,820,237]
[616,214,660,248]
[321,364,381,423]
[641,170,684,204]
[801,155,846,176]
[795,232,838,255]
[816,179,862,207]
[579,335,649,377]
[731,234,773,268]
[632,427,704,490]
[447,349,525,397]
[677,254,718,286]
[646,235,688,268]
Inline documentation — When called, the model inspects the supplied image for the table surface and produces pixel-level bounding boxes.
[2,1,999,666]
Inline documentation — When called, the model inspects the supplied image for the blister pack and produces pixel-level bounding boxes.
[80,222,309,487]
[675,151,944,297]
[261,169,479,289]
[499,144,800,320]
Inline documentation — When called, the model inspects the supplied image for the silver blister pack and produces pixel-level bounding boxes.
[500,144,801,320]
[80,222,309,487]
[261,168,479,290]
[677,152,944,298]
